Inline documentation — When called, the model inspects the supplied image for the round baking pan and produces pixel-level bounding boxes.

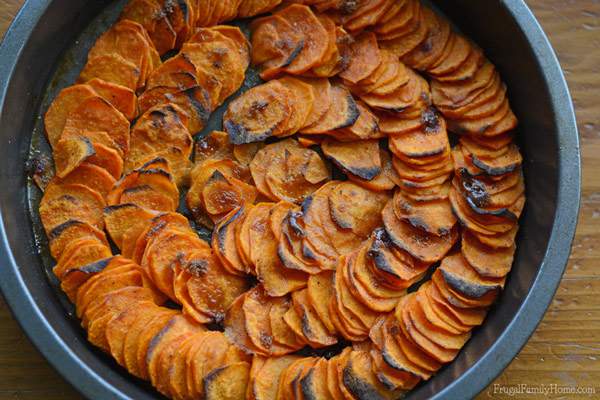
[0,0,580,399]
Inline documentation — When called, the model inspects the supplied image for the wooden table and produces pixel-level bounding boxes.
[1,0,598,399]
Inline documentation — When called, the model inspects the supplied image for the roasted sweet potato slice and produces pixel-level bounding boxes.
[438,253,504,300]
[461,230,515,278]
[48,219,108,260]
[322,139,382,180]
[132,311,180,380]
[334,267,380,334]
[105,300,159,367]
[202,170,258,217]
[426,279,487,327]
[56,162,116,198]
[342,350,404,399]
[86,78,137,120]
[103,203,157,250]
[195,130,234,165]
[146,314,205,390]
[349,148,400,191]
[210,25,251,68]
[44,85,99,148]
[60,255,123,302]
[86,286,155,351]
[368,228,429,288]
[246,203,308,296]
[180,248,249,323]
[251,355,301,400]
[224,294,262,355]
[187,331,233,397]
[79,53,141,90]
[243,286,296,356]
[299,357,332,400]
[328,181,389,237]
[212,207,250,276]
[382,201,457,263]
[296,77,332,128]
[183,36,246,94]
[202,361,251,400]
[62,95,130,154]
[224,80,292,144]
[146,52,198,90]
[340,32,381,84]
[265,146,330,204]
[251,14,305,80]
[269,296,306,349]
[277,211,323,275]
[405,293,471,351]
[53,136,95,178]
[306,271,337,335]
[275,4,328,74]
[143,227,207,301]
[277,76,316,136]
[392,190,456,236]
[167,332,206,400]
[40,183,106,234]
[292,288,337,347]
[396,296,460,364]
[301,84,359,134]
[249,139,304,200]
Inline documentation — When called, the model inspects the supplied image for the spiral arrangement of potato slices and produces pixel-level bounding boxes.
[36,0,525,399]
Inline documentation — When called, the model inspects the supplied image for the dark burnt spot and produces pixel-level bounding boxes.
[440,268,499,299]
[186,258,209,277]
[77,257,114,275]
[421,107,441,133]
[302,242,317,261]
[138,156,168,171]
[27,152,53,191]
[420,38,434,54]
[259,332,273,349]
[343,362,384,400]
[282,40,305,68]
[288,211,305,237]
[460,172,489,207]
[48,219,83,241]
[340,0,359,14]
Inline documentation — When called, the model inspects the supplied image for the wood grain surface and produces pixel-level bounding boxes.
[0,0,598,399]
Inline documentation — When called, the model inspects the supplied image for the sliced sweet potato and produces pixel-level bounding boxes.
[388,120,449,161]
[44,85,99,148]
[188,331,234,398]
[62,95,130,154]
[382,201,457,263]
[334,267,380,333]
[342,350,404,399]
[180,248,249,323]
[308,15,343,78]
[340,32,381,84]
[138,85,211,135]
[297,77,332,128]
[133,311,180,380]
[105,300,159,366]
[86,78,137,120]
[195,130,234,165]
[349,148,400,191]
[426,279,487,327]
[328,181,389,237]
[278,211,323,275]
[86,286,154,351]
[85,142,123,179]
[224,80,292,144]
[243,286,296,356]
[269,296,306,350]
[143,227,207,301]
[405,293,471,351]
[432,60,495,107]
[301,84,359,134]
[181,42,245,105]
[39,182,105,234]
[402,7,451,71]
[251,14,305,80]
[202,170,258,217]
[306,271,337,335]
[277,76,316,136]
[249,138,303,200]
[276,4,329,74]
[378,3,427,54]
[360,67,428,113]
[203,362,251,400]
[103,203,157,250]
[56,162,116,198]
[265,146,331,204]
[367,228,429,288]
[224,294,262,354]
[396,296,459,364]
[292,288,338,347]
[322,139,382,180]
[48,219,108,260]
[392,190,456,236]
[438,253,504,300]
[79,53,141,90]
[146,315,205,389]
[212,207,250,276]
[247,203,308,296]
[53,136,95,178]
[167,332,205,400]
[211,25,251,68]
[251,355,302,400]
